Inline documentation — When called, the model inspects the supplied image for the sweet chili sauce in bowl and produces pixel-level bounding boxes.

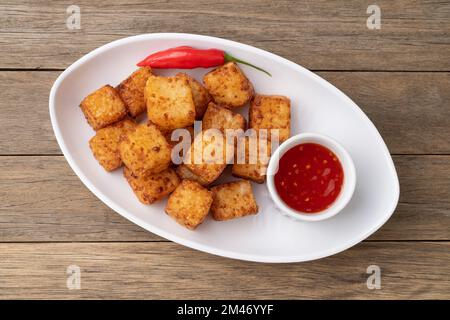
[267,133,356,222]
[274,143,344,213]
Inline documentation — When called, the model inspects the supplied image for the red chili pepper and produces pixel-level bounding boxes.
[137,46,271,76]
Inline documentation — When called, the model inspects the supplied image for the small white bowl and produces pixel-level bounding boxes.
[267,133,356,222]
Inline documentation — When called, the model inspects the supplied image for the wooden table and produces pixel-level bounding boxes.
[0,0,449,299]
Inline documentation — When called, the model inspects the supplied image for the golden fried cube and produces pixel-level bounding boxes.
[210,180,258,221]
[249,94,291,142]
[88,118,136,171]
[123,166,180,204]
[202,102,246,132]
[80,85,127,130]
[175,165,209,186]
[163,126,196,162]
[177,73,211,119]
[164,126,195,147]
[165,180,213,230]
[232,136,271,183]
[117,67,152,117]
[145,75,196,131]
[119,123,171,175]
[183,130,234,185]
[203,62,254,109]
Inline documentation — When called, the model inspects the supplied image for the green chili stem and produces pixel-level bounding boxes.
[224,52,272,77]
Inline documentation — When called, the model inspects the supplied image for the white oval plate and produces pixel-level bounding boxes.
[49,33,399,263]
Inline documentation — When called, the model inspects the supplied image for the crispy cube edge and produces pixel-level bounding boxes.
[117,67,152,117]
[231,136,272,183]
[202,102,246,132]
[164,126,195,147]
[203,62,254,109]
[80,85,127,130]
[88,118,136,171]
[177,73,211,119]
[249,94,291,142]
[210,180,258,221]
[175,164,210,186]
[145,75,196,131]
[232,165,266,184]
[183,131,230,185]
[119,123,172,176]
[124,166,180,204]
[165,180,213,230]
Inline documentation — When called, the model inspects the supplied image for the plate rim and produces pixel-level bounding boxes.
[49,33,400,263]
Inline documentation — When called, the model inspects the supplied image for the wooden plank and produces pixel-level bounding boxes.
[317,72,450,155]
[0,71,60,154]
[0,156,158,241]
[0,71,449,155]
[0,242,448,299]
[0,0,449,70]
[0,155,449,242]
[370,155,450,240]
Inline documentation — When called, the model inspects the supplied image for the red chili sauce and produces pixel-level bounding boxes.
[274,143,344,213]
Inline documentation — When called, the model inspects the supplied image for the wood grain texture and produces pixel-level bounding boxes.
[0,156,157,242]
[0,72,59,154]
[317,72,450,154]
[0,242,448,299]
[0,0,449,70]
[0,0,449,300]
[1,71,449,155]
[1,155,449,242]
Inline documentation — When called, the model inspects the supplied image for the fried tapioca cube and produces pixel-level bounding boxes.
[177,73,211,119]
[202,102,246,132]
[123,166,180,204]
[88,118,136,171]
[203,62,254,109]
[117,67,152,117]
[163,126,196,162]
[145,75,196,131]
[119,123,171,175]
[210,180,258,221]
[164,126,195,147]
[175,165,209,186]
[232,136,272,183]
[165,180,213,230]
[183,130,233,185]
[80,85,127,130]
[249,94,291,142]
